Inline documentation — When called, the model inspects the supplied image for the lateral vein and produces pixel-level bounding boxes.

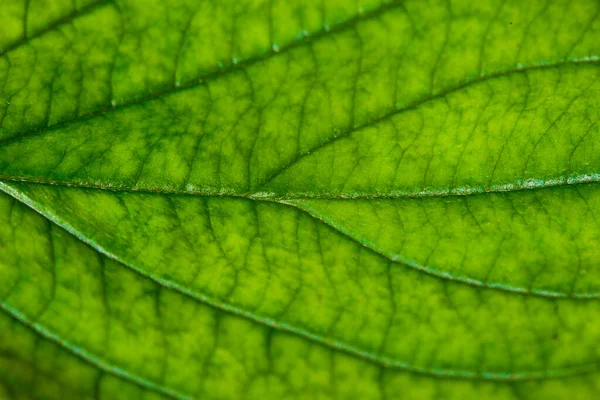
[1,181,600,384]
[0,302,193,400]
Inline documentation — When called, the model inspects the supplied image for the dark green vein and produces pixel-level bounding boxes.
[0,0,405,147]
[0,0,111,57]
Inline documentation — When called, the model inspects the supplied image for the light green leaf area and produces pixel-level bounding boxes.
[1,0,600,399]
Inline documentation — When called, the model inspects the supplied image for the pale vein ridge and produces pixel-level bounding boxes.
[1,175,600,300]
[1,181,600,384]
[2,167,600,200]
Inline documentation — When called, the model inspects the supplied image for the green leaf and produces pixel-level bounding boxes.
[1,0,600,398]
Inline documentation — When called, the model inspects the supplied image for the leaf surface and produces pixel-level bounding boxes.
[1,0,600,399]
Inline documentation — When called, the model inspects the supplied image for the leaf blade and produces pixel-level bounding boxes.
[2,0,600,398]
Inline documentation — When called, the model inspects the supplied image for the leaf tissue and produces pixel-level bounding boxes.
[1,0,600,399]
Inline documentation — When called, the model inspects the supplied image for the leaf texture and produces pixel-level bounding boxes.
[1,0,600,399]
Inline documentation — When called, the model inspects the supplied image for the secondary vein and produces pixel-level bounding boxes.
[2,175,600,299]
[0,301,192,400]
[1,181,600,385]
[254,58,600,190]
